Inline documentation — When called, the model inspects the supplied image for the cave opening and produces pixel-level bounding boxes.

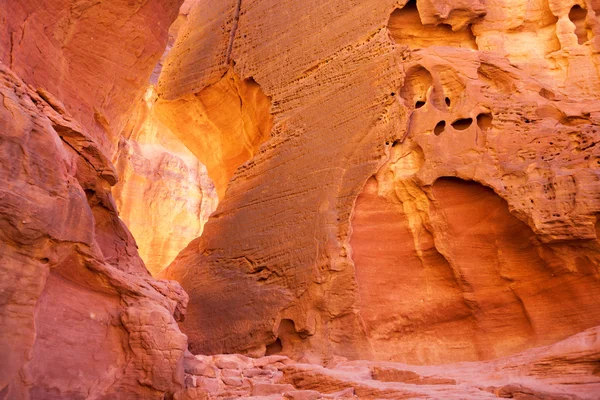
[569,5,588,45]
[434,120,446,135]
[452,118,473,130]
[265,338,282,355]
[477,113,493,131]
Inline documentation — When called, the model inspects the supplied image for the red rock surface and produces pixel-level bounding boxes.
[0,0,182,156]
[0,0,189,398]
[160,0,600,366]
[173,327,600,399]
[2,0,600,398]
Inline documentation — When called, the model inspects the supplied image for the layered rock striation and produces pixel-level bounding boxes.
[1,0,600,398]
[161,0,600,366]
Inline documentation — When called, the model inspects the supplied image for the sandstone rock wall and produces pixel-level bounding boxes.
[0,0,182,156]
[0,0,190,397]
[161,0,600,365]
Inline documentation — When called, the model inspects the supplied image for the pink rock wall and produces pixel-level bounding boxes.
[0,0,190,398]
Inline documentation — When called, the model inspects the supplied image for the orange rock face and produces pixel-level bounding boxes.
[155,68,273,199]
[160,0,600,366]
[155,0,274,198]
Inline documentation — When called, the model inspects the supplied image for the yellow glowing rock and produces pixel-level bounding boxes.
[113,86,218,275]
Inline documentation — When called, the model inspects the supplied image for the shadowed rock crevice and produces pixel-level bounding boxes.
[265,319,306,358]
[569,5,589,45]
[387,0,478,50]
[265,338,283,355]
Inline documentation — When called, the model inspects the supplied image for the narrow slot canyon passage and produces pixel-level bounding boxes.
[1,0,600,399]
[111,1,274,275]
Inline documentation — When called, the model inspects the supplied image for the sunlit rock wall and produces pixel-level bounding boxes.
[161,0,600,365]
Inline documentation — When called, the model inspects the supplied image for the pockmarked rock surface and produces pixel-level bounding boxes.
[0,0,190,397]
[161,0,600,365]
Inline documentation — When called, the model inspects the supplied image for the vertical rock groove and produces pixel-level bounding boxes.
[226,0,242,64]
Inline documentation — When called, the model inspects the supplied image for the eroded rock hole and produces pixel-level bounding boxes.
[400,66,433,108]
[434,121,446,135]
[445,97,451,107]
[477,113,493,131]
[387,0,478,50]
[452,118,473,130]
[265,338,282,355]
[569,5,588,45]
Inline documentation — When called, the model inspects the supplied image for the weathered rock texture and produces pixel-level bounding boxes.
[0,0,190,398]
[174,327,600,399]
[161,0,600,365]
[155,1,274,198]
